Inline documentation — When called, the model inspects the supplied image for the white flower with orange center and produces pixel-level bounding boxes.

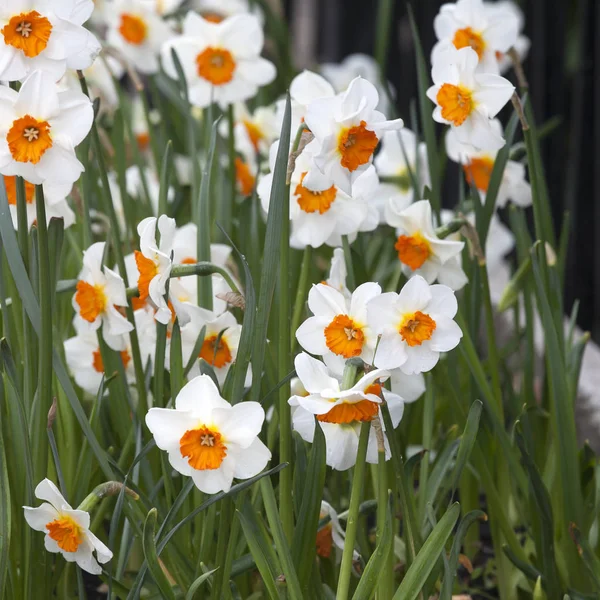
[0,0,100,82]
[296,282,381,373]
[432,0,519,74]
[72,242,133,351]
[223,101,279,158]
[367,275,463,374]
[106,0,174,75]
[146,374,271,493]
[302,76,403,195]
[135,215,175,325]
[162,12,276,109]
[426,43,514,152]
[385,199,467,290]
[0,70,93,187]
[23,479,112,574]
[316,501,348,560]
[288,353,405,471]
[445,119,531,208]
[258,142,377,249]
[487,1,530,74]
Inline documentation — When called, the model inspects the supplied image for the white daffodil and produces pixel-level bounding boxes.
[487,1,530,74]
[296,282,381,373]
[289,353,404,471]
[432,0,519,74]
[3,175,75,230]
[303,77,403,195]
[373,128,430,224]
[426,43,514,152]
[325,247,351,300]
[72,242,133,351]
[0,70,93,188]
[106,0,174,75]
[135,215,175,325]
[223,102,280,159]
[445,119,531,208]
[192,0,262,23]
[162,12,276,109]
[258,141,377,249]
[316,501,348,560]
[146,375,271,493]
[0,0,100,82]
[23,479,112,575]
[367,275,463,374]
[385,199,467,290]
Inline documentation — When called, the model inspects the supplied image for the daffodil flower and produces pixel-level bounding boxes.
[489,1,530,74]
[192,0,263,24]
[161,12,276,109]
[23,479,112,575]
[325,247,351,300]
[367,275,463,374]
[145,375,271,493]
[0,0,100,82]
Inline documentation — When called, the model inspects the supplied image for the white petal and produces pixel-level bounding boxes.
[23,503,59,532]
[212,402,265,448]
[294,352,340,394]
[175,374,230,416]
[34,478,71,511]
[295,316,330,356]
[145,408,192,452]
[321,423,359,471]
[229,437,271,479]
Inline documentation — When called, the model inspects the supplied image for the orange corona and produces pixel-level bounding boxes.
[199,335,233,369]
[395,233,431,271]
[324,315,364,358]
[337,121,378,171]
[399,311,436,346]
[452,27,486,60]
[46,516,82,553]
[2,11,52,57]
[436,84,474,126]
[463,156,494,192]
[7,115,52,164]
[317,399,379,424]
[119,14,147,45]
[295,173,337,214]
[75,281,107,323]
[135,251,158,302]
[180,426,227,470]
[196,47,236,85]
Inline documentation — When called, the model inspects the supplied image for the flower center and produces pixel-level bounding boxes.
[243,120,263,152]
[196,47,236,85]
[436,84,474,127]
[118,13,147,45]
[463,156,494,192]
[75,281,107,323]
[364,382,382,396]
[3,176,35,205]
[202,12,224,24]
[453,27,486,60]
[295,172,337,214]
[316,522,334,558]
[395,233,431,271]
[135,250,158,303]
[136,132,150,151]
[317,399,379,424]
[324,314,364,358]
[46,516,83,553]
[199,334,233,368]
[337,120,378,172]
[180,426,227,470]
[399,311,436,347]
[92,348,131,373]
[2,11,53,58]
[235,157,255,197]
[7,115,52,164]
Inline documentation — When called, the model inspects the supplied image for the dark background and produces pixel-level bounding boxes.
[284,0,599,340]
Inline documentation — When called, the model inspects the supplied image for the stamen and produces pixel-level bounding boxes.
[16,21,32,37]
[201,434,215,447]
[23,127,39,142]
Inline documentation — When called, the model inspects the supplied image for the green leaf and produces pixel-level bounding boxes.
[450,400,482,494]
[0,378,10,598]
[502,544,542,582]
[497,254,533,312]
[568,524,600,591]
[392,503,460,600]
[143,508,177,600]
[159,140,174,216]
[185,568,218,600]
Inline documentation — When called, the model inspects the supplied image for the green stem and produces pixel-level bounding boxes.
[376,447,393,599]
[342,235,356,290]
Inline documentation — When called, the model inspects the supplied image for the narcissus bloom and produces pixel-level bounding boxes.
[325,247,350,300]
[432,0,519,74]
[445,119,531,208]
[23,479,112,574]
[224,102,279,158]
[296,282,381,373]
[135,215,175,325]
[303,77,403,195]
[488,1,530,74]
[0,70,93,187]
[0,0,100,82]
[316,501,348,560]
[162,12,276,109]
[72,242,133,351]
[367,275,462,374]
[427,43,514,151]
[106,0,173,75]
[385,200,467,290]
[146,375,271,493]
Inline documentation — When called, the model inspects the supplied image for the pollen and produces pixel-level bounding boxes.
[316,522,334,558]
[463,156,494,192]
[436,84,474,127]
[118,13,147,45]
[453,27,486,60]
[324,315,365,358]
[46,516,83,553]
[337,121,379,171]
[199,334,233,368]
[75,281,107,323]
[399,311,437,347]
[196,47,236,85]
[7,115,52,164]
[243,120,263,152]
[317,399,379,424]
[295,173,337,214]
[235,157,255,197]
[395,233,431,271]
[3,176,35,206]
[2,11,52,58]
[180,426,227,470]
[135,250,158,302]
[92,348,131,374]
